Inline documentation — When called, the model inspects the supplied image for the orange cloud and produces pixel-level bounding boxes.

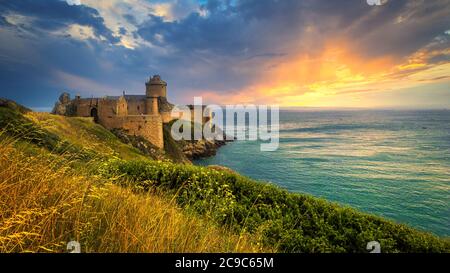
[195,39,450,108]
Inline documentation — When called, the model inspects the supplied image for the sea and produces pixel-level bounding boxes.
[195,110,450,236]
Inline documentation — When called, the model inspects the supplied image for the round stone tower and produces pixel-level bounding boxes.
[145,75,167,98]
[145,75,167,115]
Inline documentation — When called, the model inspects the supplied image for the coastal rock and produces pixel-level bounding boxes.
[52,93,77,116]
[181,139,227,160]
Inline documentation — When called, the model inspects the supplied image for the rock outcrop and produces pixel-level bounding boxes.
[180,139,227,160]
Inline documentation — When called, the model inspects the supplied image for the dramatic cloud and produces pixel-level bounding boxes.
[0,0,449,109]
[0,0,119,42]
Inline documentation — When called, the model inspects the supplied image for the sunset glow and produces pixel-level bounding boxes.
[198,39,450,107]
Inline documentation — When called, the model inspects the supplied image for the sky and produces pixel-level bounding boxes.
[0,0,449,110]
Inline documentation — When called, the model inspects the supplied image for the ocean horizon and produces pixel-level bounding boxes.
[29,106,450,113]
[195,109,450,236]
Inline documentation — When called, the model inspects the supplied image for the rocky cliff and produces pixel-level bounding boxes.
[180,139,227,160]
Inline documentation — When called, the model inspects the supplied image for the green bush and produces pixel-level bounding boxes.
[100,159,450,253]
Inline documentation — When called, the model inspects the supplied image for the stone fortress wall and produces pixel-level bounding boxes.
[53,75,173,149]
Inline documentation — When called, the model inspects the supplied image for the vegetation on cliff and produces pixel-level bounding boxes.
[0,100,263,253]
[0,136,261,252]
[0,99,449,253]
[100,159,450,253]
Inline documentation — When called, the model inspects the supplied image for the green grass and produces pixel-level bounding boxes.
[0,136,264,253]
[100,159,450,253]
[0,100,266,253]
[0,107,95,161]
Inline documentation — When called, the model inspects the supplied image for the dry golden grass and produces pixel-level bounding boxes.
[0,134,265,253]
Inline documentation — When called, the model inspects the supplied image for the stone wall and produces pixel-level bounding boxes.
[53,93,166,149]
[117,96,128,116]
[161,111,174,123]
[95,114,164,149]
[98,99,117,117]
[146,84,167,98]
[120,115,164,149]
[126,100,146,115]
[73,99,98,117]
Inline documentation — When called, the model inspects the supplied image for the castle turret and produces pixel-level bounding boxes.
[146,75,167,98]
[145,75,167,114]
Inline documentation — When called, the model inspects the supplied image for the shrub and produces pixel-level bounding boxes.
[101,158,450,253]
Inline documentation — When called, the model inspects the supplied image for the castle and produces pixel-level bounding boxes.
[53,75,176,149]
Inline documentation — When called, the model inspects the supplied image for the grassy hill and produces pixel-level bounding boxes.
[0,99,449,253]
[0,101,263,253]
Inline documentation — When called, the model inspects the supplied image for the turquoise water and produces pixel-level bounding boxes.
[195,110,450,236]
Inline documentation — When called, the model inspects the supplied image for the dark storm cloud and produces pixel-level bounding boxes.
[429,54,450,64]
[137,0,449,60]
[0,0,138,107]
[123,14,138,25]
[0,15,11,26]
[0,31,127,108]
[138,0,303,56]
[0,0,119,43]
[119,27,127,35]
[346,0,450,59]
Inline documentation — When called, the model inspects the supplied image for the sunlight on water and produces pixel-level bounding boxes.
[196,110,450,236]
